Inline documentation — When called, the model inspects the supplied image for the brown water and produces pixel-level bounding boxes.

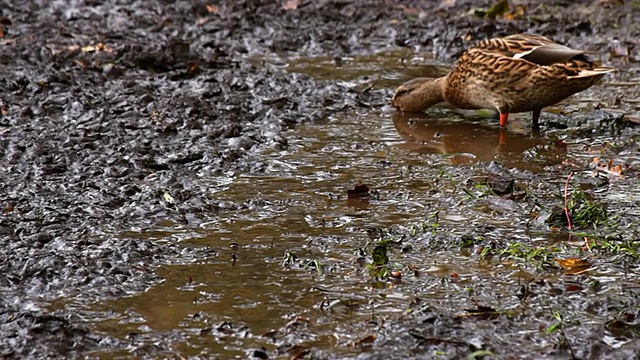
[83,52,640,358]
[282,50,450,85]
[82,113,557,356]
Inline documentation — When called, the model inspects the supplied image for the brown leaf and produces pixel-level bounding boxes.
[283,0,302,10]
[349,334,376,347]
[347,184,371,209]
[625,115,640,124]
[74,59,89,68]
[398,5,423,15]
[347,184,370,199]
[440,0,457,8]
[555,258,591,269]
[590,157,627,177]
[555,258,592,274]
[565,284,583,292]
[463,299,499,320]
[503,5,526,20]
[290,346,311,360]
[463,308,499,320]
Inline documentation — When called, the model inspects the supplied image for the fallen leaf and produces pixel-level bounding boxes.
[590,157,628,177]
[555,258,592,274]
[565,284,583,292]
[347,184,370,199]
[288,345,311,360]
[398,5,423,15]
[74,59,89,68]
[503,5,526,20]
[81,43,112,53]
[65,44,81,53]
[163,192,175,203]
[463,300,499,320]
[625,116,640,124]
[555,258,591,269]
[283,0,301,10]
[440,0,457,8]
[349,334,376,347]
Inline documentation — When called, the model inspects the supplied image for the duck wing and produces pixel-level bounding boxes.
[474,34,588,65]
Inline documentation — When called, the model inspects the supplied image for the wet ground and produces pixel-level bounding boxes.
[1,0,640,358]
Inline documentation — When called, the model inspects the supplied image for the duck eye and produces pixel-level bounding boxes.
[395,88,409,97]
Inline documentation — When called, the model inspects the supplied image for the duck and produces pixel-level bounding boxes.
[390,34,615,128]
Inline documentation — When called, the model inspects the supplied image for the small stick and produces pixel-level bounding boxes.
[564,172,574,230]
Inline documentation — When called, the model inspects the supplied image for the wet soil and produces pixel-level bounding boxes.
[1,0,640,358]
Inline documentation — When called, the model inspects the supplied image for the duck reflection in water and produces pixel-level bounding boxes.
[391,111,547,165]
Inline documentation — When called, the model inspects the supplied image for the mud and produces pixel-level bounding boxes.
[1,0,639,358]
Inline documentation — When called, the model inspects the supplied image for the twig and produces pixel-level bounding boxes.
[400,57,410,72]
[564,172,574,230]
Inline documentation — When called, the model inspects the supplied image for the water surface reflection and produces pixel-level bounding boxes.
[88,107,574,358]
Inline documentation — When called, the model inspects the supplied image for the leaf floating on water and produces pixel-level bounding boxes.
[349,334,376,347]
[625,115,640,124]
[605,319,639,339]
[347,184,370,199]
[565,284,583,292]
[555,258,592,275]
[347,184,372,209]
[555,258,591,269]
[460,298,499,320]
[590,157,628,178]
[288,345,311,360]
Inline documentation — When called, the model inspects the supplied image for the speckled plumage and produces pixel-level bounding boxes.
[391,34,615,127]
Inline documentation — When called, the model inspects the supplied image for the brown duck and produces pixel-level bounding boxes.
[391,34,615,127]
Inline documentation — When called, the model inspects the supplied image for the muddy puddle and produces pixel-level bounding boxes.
[4,1,640,356]
[79,51,639,357]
